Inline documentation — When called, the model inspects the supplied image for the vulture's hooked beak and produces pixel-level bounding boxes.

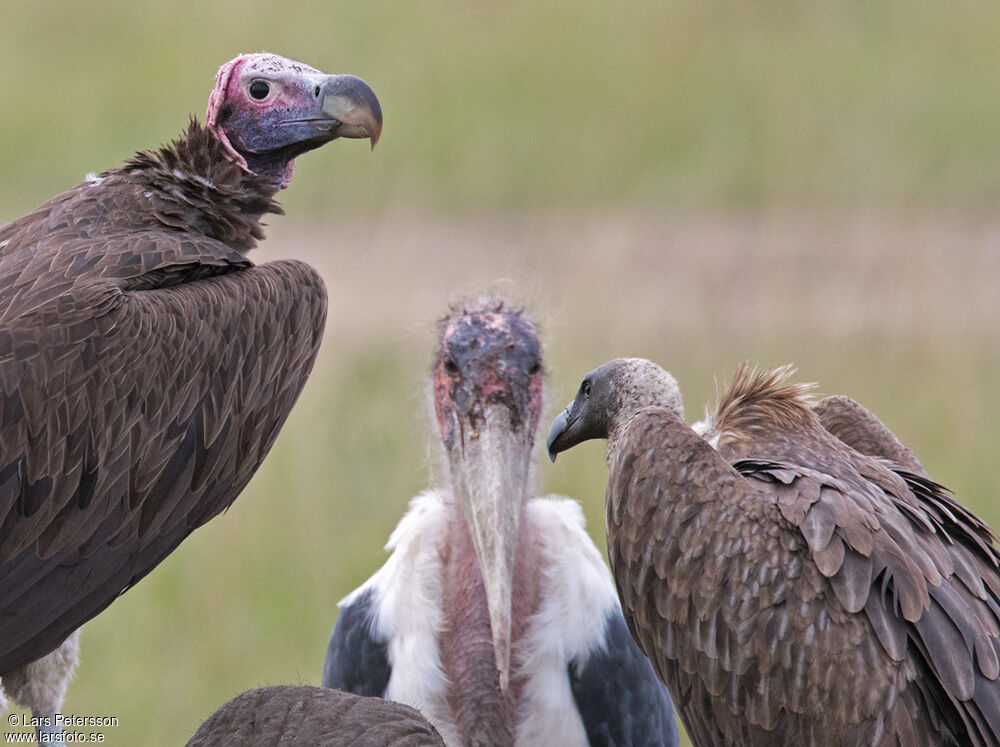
[318,74,383,148]
[449,405,530,692]
[546,405,573,462]
[547,396,598,461]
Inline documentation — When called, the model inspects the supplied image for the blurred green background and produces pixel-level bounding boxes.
[2,2,1000,745]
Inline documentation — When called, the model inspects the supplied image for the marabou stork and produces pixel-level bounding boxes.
[323,299,678,746]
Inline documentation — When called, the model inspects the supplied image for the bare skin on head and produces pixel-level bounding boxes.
[207,52,381,188]
[548,358,1000,746]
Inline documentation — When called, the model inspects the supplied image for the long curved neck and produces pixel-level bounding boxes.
[438,503,541,745]
[607,399,683,467]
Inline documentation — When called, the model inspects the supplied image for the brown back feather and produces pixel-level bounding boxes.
[610,372,1000,746]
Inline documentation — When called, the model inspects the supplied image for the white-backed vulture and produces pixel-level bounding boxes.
[548,359,1000,746]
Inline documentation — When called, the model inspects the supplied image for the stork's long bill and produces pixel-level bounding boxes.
[447,407,531,691]
[433,305,543,692]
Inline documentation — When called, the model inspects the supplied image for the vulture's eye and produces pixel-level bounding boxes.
[529,361,541,375]
[249,81,271,100]
[444,358,459,375]
[582,380,591,398]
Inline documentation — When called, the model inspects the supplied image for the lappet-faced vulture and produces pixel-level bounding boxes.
[0,52,381,742]
[548,359,1000,746]
[323,299,678,747]
[187,685,444,747]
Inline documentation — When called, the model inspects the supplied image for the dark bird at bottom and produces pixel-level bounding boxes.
[548,359,1000,746]
[0,52,381,744]
[187,685,444,747]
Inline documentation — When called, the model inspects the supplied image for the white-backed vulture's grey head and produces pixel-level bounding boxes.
[431,296,544,691]
[547,357,683,462]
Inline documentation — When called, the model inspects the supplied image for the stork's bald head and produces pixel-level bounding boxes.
[206,52,382,188]
[432,298,544,451]
[547,357,683,461]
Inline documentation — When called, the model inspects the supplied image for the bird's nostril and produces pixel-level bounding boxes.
[314,85,321,98]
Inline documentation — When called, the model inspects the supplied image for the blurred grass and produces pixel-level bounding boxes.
[3,2,1000,745]
[2,1,1000,221]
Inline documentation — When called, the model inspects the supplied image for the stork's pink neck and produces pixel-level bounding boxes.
[438,507,540,744]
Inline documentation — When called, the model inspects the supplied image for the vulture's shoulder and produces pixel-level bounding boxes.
[0,175,327,673]
[1,172,148,251]
[611,406,776,530]
[813,394,927,476]
[188,685,444,747]
[0,173,256,330]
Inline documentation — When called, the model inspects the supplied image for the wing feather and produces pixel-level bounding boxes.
[323,588,392,698]
[813,395,927,477]
[0,224,326,672]
[613,404,1000,745]
[568,610,679,747]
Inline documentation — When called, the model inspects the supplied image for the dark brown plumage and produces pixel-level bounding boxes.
[0,52,381,704]
[548,359,1000,746]
[187,686,444,747]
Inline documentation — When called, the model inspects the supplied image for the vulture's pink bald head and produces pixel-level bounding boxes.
[205,53,382,188]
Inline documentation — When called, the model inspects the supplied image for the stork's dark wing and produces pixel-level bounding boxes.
[323,587,391,697]
[610,408,1000,746]
[187,685,444,747]
[569,609,679,747]
[814,394,928,476]
[0,226,327,673]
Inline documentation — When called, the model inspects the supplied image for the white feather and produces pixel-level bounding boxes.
[514,497,619,746]
[342,493,621,747]
[340,490,458,745]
